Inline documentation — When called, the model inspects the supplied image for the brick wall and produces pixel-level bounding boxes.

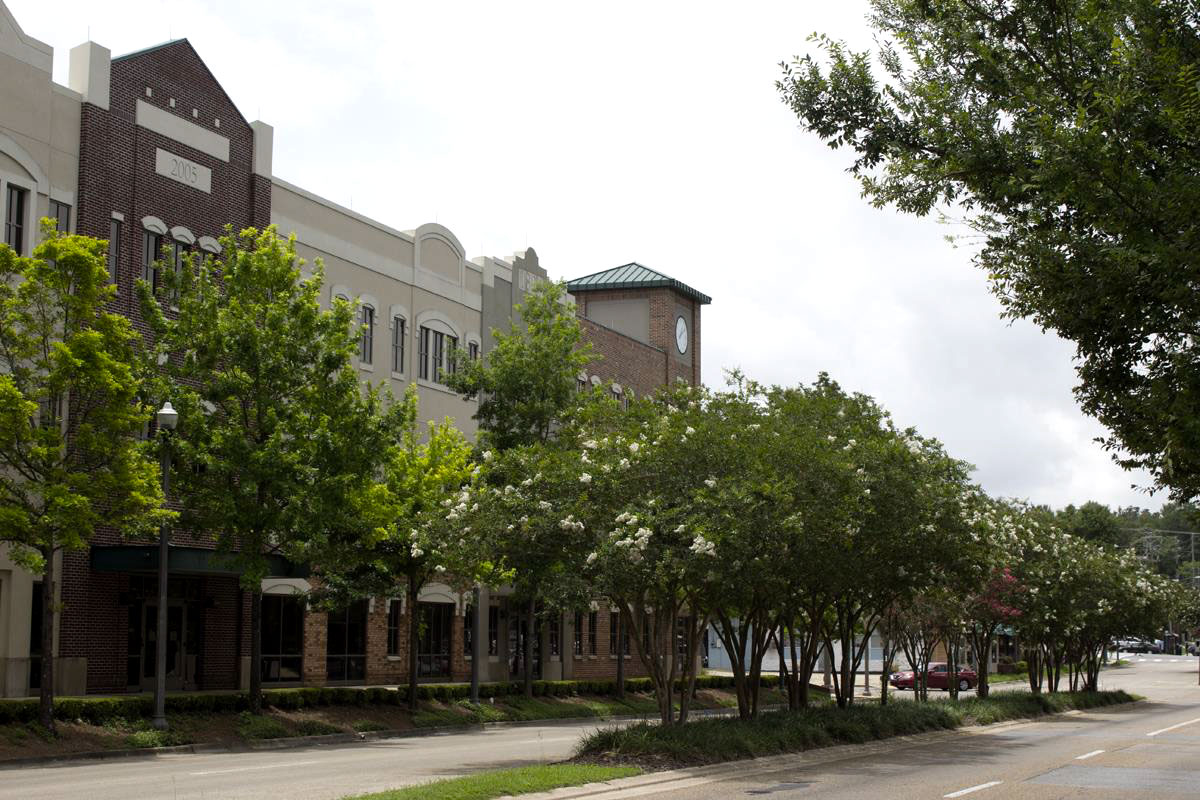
[63,39,266,693]
[575,287,702,391]
[302,607,327,685]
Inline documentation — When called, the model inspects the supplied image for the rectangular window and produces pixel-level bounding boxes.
[418,327,430,380]
[261,594,304,683]
[391,316,406,373]
[548,613,560,657]
[588,611,598,655]
[171,240,186,301]
[464,603,473,657]
[432,330,445,382]
[5,185,27,254]
[468,341,479,361]
[417,601,454,678]
[387,599,402,656]
[447,336,458,377]
[326,600,367,681]
[29,583,42,690]
[574,612,583,656]
[360,305,374,364]
[488,605,499,656]
[49,200,70,233]
[609,611,618,656]
[142,230,162,293]
[107,218,122,286]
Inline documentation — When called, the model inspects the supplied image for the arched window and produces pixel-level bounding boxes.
[360,305,375,365]
[392,315,407,373]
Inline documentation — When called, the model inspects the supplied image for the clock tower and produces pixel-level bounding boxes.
[567,263,710,394]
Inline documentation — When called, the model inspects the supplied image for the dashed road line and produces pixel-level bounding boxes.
[189,759,323,776]
[944,781,1002,798]
[1147,717,1200,737]
[1075,749,1105,760]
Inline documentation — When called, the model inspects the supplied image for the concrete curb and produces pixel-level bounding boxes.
[0,704,761,770]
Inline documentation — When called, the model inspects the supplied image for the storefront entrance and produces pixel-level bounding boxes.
[134,601,199,691]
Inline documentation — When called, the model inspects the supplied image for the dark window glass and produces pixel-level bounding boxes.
[127,604,141,687]
[574,612,583,656]
[417,602,454,678]
[360,305,374,363]
[49,200,70,233]
[432,330,445,382]
[609,611,618,656]
[326,600,367,681]
[676,616,690,658]
[171,240,187,300]
[549,613,560,657]
[392,316,406,372]
[5,185,27,254]
[142,230,162,293]
[387,598,401,656]
[107,218,121,286]
[261,594,304,683]
[468,341,479,361]
[588,611,598,655]
[464,603,474,657]
[488,606,498,656]
[419,327,430,380]
[29,583,42,689]
[641,613,650,653]
[447,336,458,377]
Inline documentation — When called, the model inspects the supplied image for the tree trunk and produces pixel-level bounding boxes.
[249,588,264,713]
[38,552,55,733]
[523,598,535,699]
[407,583,421,712]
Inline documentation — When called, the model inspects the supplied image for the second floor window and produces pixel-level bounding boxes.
[5,185,27,254]
[419,326,457,384]
[360,305,374,364]
[391,316,406,373]
[49,200,70,233]
[142,230,162,293]
[107,219,122,286]
[468,341,479,362]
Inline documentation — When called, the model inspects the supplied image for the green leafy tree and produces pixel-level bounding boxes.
[0,229,165,731]
[778,0,1200,499]
[140,227,387,713]
[1058,502,1129,549]
[447,281,593,451]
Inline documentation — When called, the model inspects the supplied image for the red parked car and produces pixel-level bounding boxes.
[889,662,977,692]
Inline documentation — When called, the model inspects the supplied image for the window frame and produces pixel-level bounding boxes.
[142,229,163,294]
[391,315,406,373]
[360,304,375,364]
[387,598,402,657]
[5,184,27,254]
[107,218,122,287]
[48,199,70,233]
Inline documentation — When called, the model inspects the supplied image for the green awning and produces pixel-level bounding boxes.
[90,545,306,578]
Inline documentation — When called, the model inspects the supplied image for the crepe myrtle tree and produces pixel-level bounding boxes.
[140,227,387,713]
[313,386,477,711]
[581,383,724,725]
[0,228,167,732]
[461,433,600,698]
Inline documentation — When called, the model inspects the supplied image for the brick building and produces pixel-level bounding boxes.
[0,2,710,697]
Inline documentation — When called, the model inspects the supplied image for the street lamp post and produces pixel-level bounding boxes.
[152,401,178,731]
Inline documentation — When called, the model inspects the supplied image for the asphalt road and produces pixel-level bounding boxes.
[0,655,1196,800]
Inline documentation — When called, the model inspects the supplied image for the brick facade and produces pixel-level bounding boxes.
[574,287,702,389]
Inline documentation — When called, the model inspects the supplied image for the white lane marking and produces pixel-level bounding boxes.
[514,736,580,744]
[1075,749,1105,760]
[190,759,323,776]
[1147,717,1200,737]
[944,781,1002,798]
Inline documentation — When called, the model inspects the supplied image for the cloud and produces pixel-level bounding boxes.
[12,0,1158,510]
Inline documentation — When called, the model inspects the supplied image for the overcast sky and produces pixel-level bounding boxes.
[11,0,1157,511]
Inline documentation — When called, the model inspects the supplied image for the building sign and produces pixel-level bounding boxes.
[155,148,211,194]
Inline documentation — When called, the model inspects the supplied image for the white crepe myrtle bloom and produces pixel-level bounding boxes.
[619,458,630,469]
[827,435,836,442]
[411,546,425,558]
[581,451,591,464]
[538,501,553,511]
[482,450,494,462]
[582,439,598,450]
[674,524,686,534]
[441,498,453,508]
[446,511,460,521]
[685,426,696,435]
[435,564,446,573]
[586,551,598,565]
[704,477,717,488]
[521,478,532,488]
[690,535,716,557]
[580,472,592,484]
[629,442,640,454]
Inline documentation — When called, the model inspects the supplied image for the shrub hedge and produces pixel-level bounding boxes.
[0,673,766,725]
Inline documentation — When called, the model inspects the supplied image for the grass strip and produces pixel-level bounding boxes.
[343,765,641,800]
[577,690,1136,767]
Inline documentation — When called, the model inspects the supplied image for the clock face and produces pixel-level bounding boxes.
[675,316,688,354]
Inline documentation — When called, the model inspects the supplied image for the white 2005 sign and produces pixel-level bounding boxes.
[155,148,212,194]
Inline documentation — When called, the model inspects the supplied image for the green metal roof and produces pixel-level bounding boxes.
[567,263,712,305]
